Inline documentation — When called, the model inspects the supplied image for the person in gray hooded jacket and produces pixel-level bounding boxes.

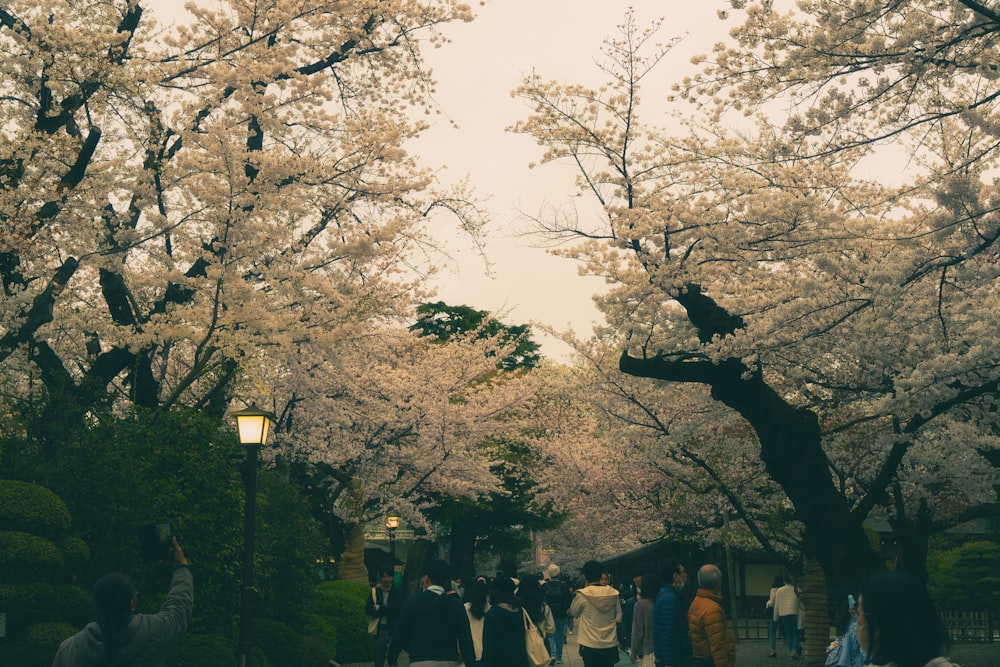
[52,537,192,667]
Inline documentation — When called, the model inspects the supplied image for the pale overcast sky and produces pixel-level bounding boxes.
[156,1,733,358]
[414,1,730,358]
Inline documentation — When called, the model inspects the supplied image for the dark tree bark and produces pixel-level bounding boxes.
[619,283,885,590]
[448,519,477,585]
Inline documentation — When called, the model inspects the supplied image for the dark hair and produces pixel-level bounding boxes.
[491,575,518,607]
[582,560,603,584]
[465,578,490,619]
[662,560,686,582]
[860,571,948,667]
[425,559,451,587]
[93,572,135,661]
[499,558,519,579]
[518,575,545,622]
[771,574,784,589]
[641,571,661,599]
[376,564,393,579]
[93,572,134,619]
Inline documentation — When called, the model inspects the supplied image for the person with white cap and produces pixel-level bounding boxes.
[543,563,571,664]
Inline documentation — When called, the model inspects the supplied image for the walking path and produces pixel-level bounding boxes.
[528,627,631,667]
[354,627,995,667]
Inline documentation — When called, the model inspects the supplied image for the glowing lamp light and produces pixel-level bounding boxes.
[231,405,276,446]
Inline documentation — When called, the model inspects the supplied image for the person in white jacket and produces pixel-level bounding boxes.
[569,560,622,667]
[772,573,801,658]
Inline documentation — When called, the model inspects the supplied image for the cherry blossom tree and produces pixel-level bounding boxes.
[0,0,482,443]
[534,342,797,571]
[511,8,1000,591]
[266,322,550,581]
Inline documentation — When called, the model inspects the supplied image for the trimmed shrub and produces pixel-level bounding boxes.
[303,612,337,660]
[168,633,237,667]
[0,480,71,538]
[307,580,371,663]
[27,621,76,645]
[52,583,93,628]
[0,582,54,608]
[253,618,304,667]
[56,536,90,578]
[0,531,63,582]
[301,634,331,667]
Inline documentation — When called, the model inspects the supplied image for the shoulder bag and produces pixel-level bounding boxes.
[523,608,551,667]
[368,588,380,635]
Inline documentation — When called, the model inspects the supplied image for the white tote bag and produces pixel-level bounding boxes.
[522,609,551,667]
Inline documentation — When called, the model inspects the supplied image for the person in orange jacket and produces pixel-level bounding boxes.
[687,564,735,667]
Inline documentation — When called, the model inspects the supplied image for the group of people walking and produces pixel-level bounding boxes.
[367,558,960,667]
[365,557,737,667]
[40,537,957,667]
[765,573,803,659]
[366,559,574,667]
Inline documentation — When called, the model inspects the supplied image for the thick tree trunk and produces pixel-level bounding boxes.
[798,558,829,667]
[620,352,884,592]
[448,519,477,584]
[339,523,369,584]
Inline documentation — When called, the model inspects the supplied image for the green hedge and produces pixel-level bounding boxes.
[167,633,237,667]
[301,634,331,667]
[0,480,71,538]
[56,536,90,578]
[27,621,76,645]
[52,583,94,628]
[0,582,54,607]
[306,580,371,663]
[253,618,304,667]
[0,531,63,582]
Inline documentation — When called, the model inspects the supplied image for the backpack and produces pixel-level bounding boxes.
[544,580,569,615]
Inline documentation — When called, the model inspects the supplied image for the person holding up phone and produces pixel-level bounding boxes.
[52,537,193,667]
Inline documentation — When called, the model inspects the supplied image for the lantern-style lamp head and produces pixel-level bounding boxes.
[231,405,277,446]
[386,515,400,531]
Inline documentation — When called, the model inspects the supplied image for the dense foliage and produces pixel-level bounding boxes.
[3,407,329,643]
[513,4,1000,589]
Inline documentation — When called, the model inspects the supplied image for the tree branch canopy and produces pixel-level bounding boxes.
[516,5,1000,588]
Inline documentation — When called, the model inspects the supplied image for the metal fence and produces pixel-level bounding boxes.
[731,617,771,641]
[942,609,996,642]
[731,610,997,643]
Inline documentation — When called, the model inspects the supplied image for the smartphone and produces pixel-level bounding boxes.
[137,522,174,562]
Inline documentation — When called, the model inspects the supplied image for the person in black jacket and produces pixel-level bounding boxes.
[481,575,529,667]
[367,565,403,667]
[544,564,571,664]
[388,559,478,667]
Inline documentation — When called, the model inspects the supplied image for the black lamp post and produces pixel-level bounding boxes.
[386,514,400,564]
[231,404,276,667]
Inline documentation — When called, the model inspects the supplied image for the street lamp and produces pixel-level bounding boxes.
[386,514,400,563]
[231,404,276,667]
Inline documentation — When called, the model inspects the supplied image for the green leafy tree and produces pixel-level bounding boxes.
[4,407,330,638]
[254,466,328,626]
[412,302,542,370]
[929,538,1000,611]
